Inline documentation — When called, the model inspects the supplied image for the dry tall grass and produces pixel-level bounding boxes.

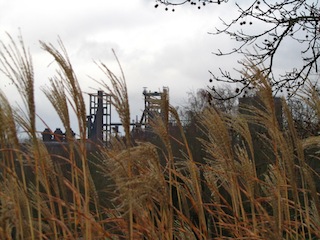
[0,34,319,239]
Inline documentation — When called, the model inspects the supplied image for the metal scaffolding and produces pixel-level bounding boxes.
[140,87,169,127]
[86,87,170,144]
[87,90,112,143]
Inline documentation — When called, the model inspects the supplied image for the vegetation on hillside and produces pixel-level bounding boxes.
[0,35,320,239]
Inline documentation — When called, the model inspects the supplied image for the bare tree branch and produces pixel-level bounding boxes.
[155,0,320,99]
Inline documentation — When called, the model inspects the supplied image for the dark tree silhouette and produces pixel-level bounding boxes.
[155,0,320,99]
[288,97,320,138]
[181,86,238,124]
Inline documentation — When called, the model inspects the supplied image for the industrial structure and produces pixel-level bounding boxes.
[139,87,169,128]
[41,87,171,145]
[85,87,169,144]
[86,90,112,143]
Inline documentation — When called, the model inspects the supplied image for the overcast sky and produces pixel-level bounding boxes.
[0,0,286,135]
